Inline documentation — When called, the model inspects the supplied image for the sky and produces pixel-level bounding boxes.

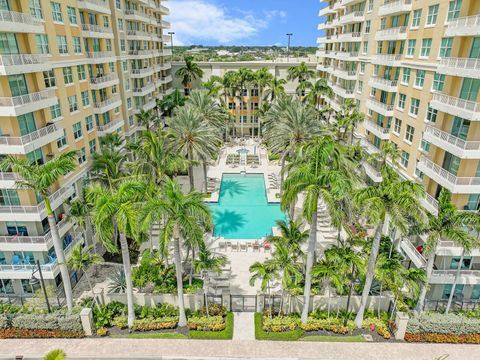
[167,0,321,47]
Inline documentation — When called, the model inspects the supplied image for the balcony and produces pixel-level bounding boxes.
[316,49,326,57]
[0,53,51,75]
[372,54,402,67]
[126,30,152,41]
[81,24,114,39]
[325,50,359,61]
[365,99,395,118]
[128,49,154,59]
[97,119,125,136]
[445,15,480,37]
[363,119,391,139]
[0,89,57,117]
[317,37,326,45]
[423,124,480,159]
[430,269,480,285]
[154,63,172,72]
[159,20,171,29]
[134,99,156,114]
[0,10,44,33]
[360,138,380,155]
[340,11,365,24]
[417,156,480,194]
[77,0,111,14]
[368,77,398,92]
[331,83,355,99]
[378,0,412,17]
[400,239,427,268]
[363,162,383,183]
[0,124,64,155]
[86,51,116,64]
[90,73,119,90]
[336,32,362,43]
[0,172,18,188]
[131,67,154,78]
[436,240,480,257]
[159,4,169,15]
[331,68,357,80]
[317,64,330,72]
[133,83,156,96]
[430,92,480,121]
[421,193,439,215]
[319,4,335,17]
[93,94,122,114]
[125,9,151,23]
[437,57,480,80]
[374,26,407,41]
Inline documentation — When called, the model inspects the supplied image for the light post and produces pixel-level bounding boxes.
[286,33,293,62]
[29,260,51,313]
[168,31,175,61]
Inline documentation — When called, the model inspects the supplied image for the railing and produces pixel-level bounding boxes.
[0,219,70,244]
[431,92,480,114]
[366,99,395,113]
[423,192,439,212]
[0,172,18,182]
[128,49,152,56]
[373,53,402,64]
[379,0,412,15]
[402,239,427,266]
[133,83,155,95]
[439,57,480,72]
[0,89,55,108]
[447,14,480,30]
[419,155,480,187]
[369,76,398,89]
[364,119,391,134]
[81,23,113,34]
[86,51,115,59]
[341,11,364,22]
[93,94,121,109]
[360,138,380,153]
[432,269,480,278]
[376,26,407,38]
[90,73,118,85]
[127,30,150,37]
[0,53,48,67]
[97,119,124,133]
[125,9,151,22]
[0,10,43,26]
[0,262,57,272]
[77,0,109,10]
[335,32,362,41]
[131,67,153,75]
[0,123,60,146]
[159,4,169,14]
[425,124,480,151]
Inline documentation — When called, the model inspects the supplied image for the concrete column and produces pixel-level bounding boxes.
[93,288,105,305]
[222,290,231,311]
[394,311,410,340]
[256,292,264,313]
[80,308,94,336]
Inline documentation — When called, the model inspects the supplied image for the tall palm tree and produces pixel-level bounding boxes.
[219,71,240,137]
[287,62,315,84]
[0,151,78,310]
[264,77,287,102]
[255,102,271,138]
[415,188,477,314]
[282,136,356,323]
[157,88,185,118]
[202,75,223,97]
[175,55,204,96]
[87,180,147,327]
[67,244,102,308]
[249,261,277,316]
[353,166,425,328]
[136,109,157,130]
[91,148,127,189]
[99,132,123,151]
[254,68,274,136]
[168,105,221,191]
[337,101,365,144]
[186,90,227,131]
[141,179,212,326]
[236,68,255,137]
[304,78,333,109]
[67,196,94,247]
[268,219,308,260]
[312,257,344,319]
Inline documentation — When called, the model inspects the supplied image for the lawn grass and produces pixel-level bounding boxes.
[300,335,365,342]
[111,332,188,339]
[189,312,234,340]
[254,313,304,341]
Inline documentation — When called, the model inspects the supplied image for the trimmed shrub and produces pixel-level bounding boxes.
[362,318,391,339]
[262,316,299,332]
[112,316,128,329]
[0,328,83,339]
[300,318,356,335]
[405,332,480,344]
[200,304,226,317]
[187,316,226,331]
[11,313,82,332]
[407,313,480,335]
[131,317,178,331]
[255,313,303,341]
[96,327,108,336]
[0,314,8,329]
[189,313,234,340]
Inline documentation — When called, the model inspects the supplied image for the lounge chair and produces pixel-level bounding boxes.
[231,242,239,251]
[263,241,272,253]
[253,241,260,252]
[240,242,247,252]
[218,241,226,252]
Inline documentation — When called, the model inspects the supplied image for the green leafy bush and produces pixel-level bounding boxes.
[262,316,299,332]
[131,317,178,331]
[200,304,226,317]
[136,303,179,319]
[362,318,391,339]
[187,316,225,331]
[10,313,82,332]
[255,313,303,341]
[300,318,355,334]
[407,313,480,335]
[96,327,108,336]
[0,314,8,329]
[112,316,128,329]
[189,313,233,340]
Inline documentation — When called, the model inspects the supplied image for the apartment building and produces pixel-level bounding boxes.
[0,0,171,297]
[172,59,317,137]
[318,0,480,306]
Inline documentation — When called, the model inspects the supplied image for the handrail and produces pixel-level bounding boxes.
[81,23,113,34]
[366,98,395,113]
[425,124,480,151]
[447,15,480,29]
[364,119,391,134]
[0,123,60,146]
[419,155,480,186]
[402,239,427,266]
[0,89,55,108]
[86,51,115,59]
[97,119,124,132]
[431,92,479,113]
[0,219,70,244]
[93,94,121,109]
[0,53,48,67]
[90,73,118,85]
[439,57,480,71]
[369,76,398,88]
[0,9,43,26]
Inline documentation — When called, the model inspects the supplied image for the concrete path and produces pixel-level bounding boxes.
[1,339,479,360]
[233,312,255,340]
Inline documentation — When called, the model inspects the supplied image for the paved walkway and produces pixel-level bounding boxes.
[233,313,255,340]
[1,339,478,360]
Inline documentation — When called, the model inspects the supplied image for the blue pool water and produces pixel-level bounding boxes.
[209,174,287,239]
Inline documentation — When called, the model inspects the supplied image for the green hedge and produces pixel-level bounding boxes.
[3,313,82,332]
[407,313,480,335]
[189,312,233,340]
[255,313,304,341]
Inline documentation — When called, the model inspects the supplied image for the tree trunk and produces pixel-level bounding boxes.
[119,233,135,327]
[301,209,318,324]
[173,228,188,327]
[189,247,195,286]
[85,272,100,309]
[188,149,194,192]
[47,212,73,311]
[355,223,383,328]
[202,160,208,193]
[279,151,288,194]
[344,265,355,326]
[203,272,210,317]
[415,248,436,314]
[445,249,465,314]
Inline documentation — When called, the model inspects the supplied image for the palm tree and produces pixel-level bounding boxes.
[264,77,287,102]
[415,188,477,314]
[268,219,308,260]
[91,148,127,189]
[219,71,240,137]
[202,76,223,97]
[175,55,204,96]
[304,79,333,109]
[236,68,255,137]
[287,62,315,84]
[136,109,157,130]
[43,349,66,360]
[312,257,344,319]
[193,242,226,317]
[67,244,102,308]
[141,179,212,326]
[254,68,274,136]
[249,261,277,316]
[157,88,185,118]
[168,105,221,191]
[319,104,335,125]
[187,90,227,132]
[0,151,78,310]
[282,136,356,323]
[337,100,365,144]
[67,196,95,248]
[255,102,271,138]
[87,180,147,327]
[99,132,123,151]
[353,166,425,328]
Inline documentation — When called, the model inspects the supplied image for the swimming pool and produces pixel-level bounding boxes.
[209,174,287,239]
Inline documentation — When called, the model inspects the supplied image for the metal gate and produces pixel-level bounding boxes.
[206,294,223,306]
[263,295,282,313]
[230,295,257,312]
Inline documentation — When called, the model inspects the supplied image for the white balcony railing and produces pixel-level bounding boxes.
[0,123,60,147]
[366,99,395,117]
[372,53,402,66]
[97,119,125,134]
[445,15,480,37]
[131,67,154,77]
[430,92,480,121]
[401,239,427,268]
[0,10,44,32]
[77,0,110,13]
[90,73,118,86]
[424,124,480,159]
[86,51,116,63]
[0,219,71,246]
[360,138,380,154]
[93,94,121,111]
[378,0,413,17]
[363,119,391,139]
[0,89,56,116]
[0,53,48,68]
[437,57,480,80]
[127,30,151,38]
[81,23,113,36]
[375,26,407,41]
[340,11,365,23]
[368,77,398,92]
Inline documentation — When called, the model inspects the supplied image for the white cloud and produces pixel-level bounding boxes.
[167,0,286,45]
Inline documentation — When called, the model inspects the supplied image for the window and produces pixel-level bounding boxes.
[51,2,62,22]
[117,18,123,30]
[411,9,421,27]
[81,91,89,107]
[57,130,67,149]
[406,39,416,57]
[115,0,121,9]
[122,61,128,71]
[439,37,453,58]
[426,106,438,123]
[36,34,49,54]
[415,70,425,88]
[77,65,86,81]
[85,115,94,131]
[421,38,432,57]
[447,0,462,21]
[400,151,410,168]
[426,4,439,25]
[43,70,56,88]
[420,139,430,153]
[367,0,373,12]
[360,62,366,74]
[0,189,20,206]
[50,103,61,120]
[363,41,368,54]
[398,93,406,109]
[63,67,73,84]
[410,98,420,116]
[89,139,97,154]
[78,148,86,164]
[120,39,125,51]
[103,16,109,28]
[29,0,43,19]
[27,148,44,165]
[365,20,371,33]
[402,68,411,84]
[442,284,464,300]
[358,80,363,93]
[68,95,78,113]
[72,37,81,54]
[405,125,415,143]
[56,35,68,54]
[127,97,132,109]
[73,122,82,139]
[67,6,77,24]
[106,39,112,51]
[394,118,402,134]
[433,73,446,91]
